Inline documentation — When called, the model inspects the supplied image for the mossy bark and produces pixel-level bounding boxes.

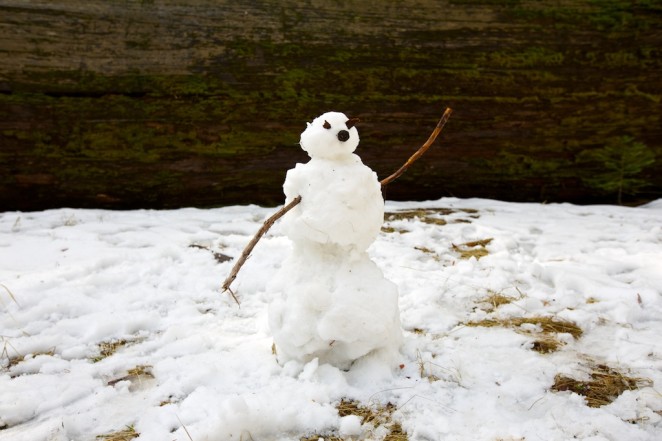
[1,0,660,210]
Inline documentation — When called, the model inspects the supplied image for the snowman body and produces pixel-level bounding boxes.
[269,112,403,369]
[281,155,382,255]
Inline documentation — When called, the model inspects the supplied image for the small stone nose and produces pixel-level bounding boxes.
[337,130,350,142]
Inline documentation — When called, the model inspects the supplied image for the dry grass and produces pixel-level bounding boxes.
[300,436,344,441]
[188,243,232,263]
[1,338,18,369]
[384,422,408,441]
[336,399,396,426]
[415,351,440,382]
[530,334,563,354]
[303,399,407,441]
[381,226,410,234]
[96,425,138,441]
[452,238,493,260]
[158,394,181,407]
[336,398,367,419]
[61,213,79,227]
[108,365,154,387]
[3,346,56,370]
[552,364,652,407]
[462,238,494,248]
[415,351,462,384]
[126,365,152,377]
[1,283,20,306]
[414,246,440,261]
[382,207,480,233]
[92,339,129,363]
[515,317,582,338]
[385,208,455,223]
[478,290,517,313]
[421,217,447,226]
[465,316,582,353]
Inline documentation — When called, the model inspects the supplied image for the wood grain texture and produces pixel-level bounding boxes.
[1,0,660,210]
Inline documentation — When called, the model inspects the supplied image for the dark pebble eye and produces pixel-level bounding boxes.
[337,130,350,142]
[323,120,331,129]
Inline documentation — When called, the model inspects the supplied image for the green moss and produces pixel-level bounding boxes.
[2,0,661,208]
[484,47,565,68]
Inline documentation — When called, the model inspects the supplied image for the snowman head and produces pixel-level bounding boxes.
[300,111,360,160]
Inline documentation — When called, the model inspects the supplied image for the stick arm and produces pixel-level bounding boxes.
[380,107,452,186]
[220,196,302,305]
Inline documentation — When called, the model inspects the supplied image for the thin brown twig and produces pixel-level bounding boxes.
[175,414,194,441]
[379,107,453,186]
[221,196,302,305]
[0,283,20,307]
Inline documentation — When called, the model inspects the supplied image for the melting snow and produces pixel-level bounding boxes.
[1,198,661,440]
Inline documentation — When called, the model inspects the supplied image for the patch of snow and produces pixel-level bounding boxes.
[0,198,660,440]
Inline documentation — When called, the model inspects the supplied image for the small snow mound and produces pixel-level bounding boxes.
[641,198,662,209]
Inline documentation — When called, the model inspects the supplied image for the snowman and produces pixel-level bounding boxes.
[268,111,403,369]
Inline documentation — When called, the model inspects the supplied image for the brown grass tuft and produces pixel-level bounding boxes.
[96,425,138,441]
[510,317,582,339]
[386,208,455,221]
[336,399,396,426]
[416,351,442,382]
[381,226,410,234]
[479,290,517,312]
[414,246,440,261]
[303,399,407,440]
[531,334,562,354]
[92,339,129,363]
[108,365,155,387]
[336,398,365,418]
[465,316,582,353]
[552,364,652,407]
[452,238,493,260]
[126,365,152,377]
[384,422,409,441]
[4,347,56,369]
[462,238,494,248]
[300,436,344,441]
[384,207,479,226]
[383,207,483,234]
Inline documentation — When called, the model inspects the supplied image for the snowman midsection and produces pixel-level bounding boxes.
[290,214,382,250]
[275,248,400,314]
[283,172,384,249]
[283,158,382,205]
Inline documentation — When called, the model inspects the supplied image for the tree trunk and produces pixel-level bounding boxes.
[1,0,660,210]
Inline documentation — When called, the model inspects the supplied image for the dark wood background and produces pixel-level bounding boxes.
[1,0,660,210]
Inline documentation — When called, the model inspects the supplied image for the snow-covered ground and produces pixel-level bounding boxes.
[1,198,661,441]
